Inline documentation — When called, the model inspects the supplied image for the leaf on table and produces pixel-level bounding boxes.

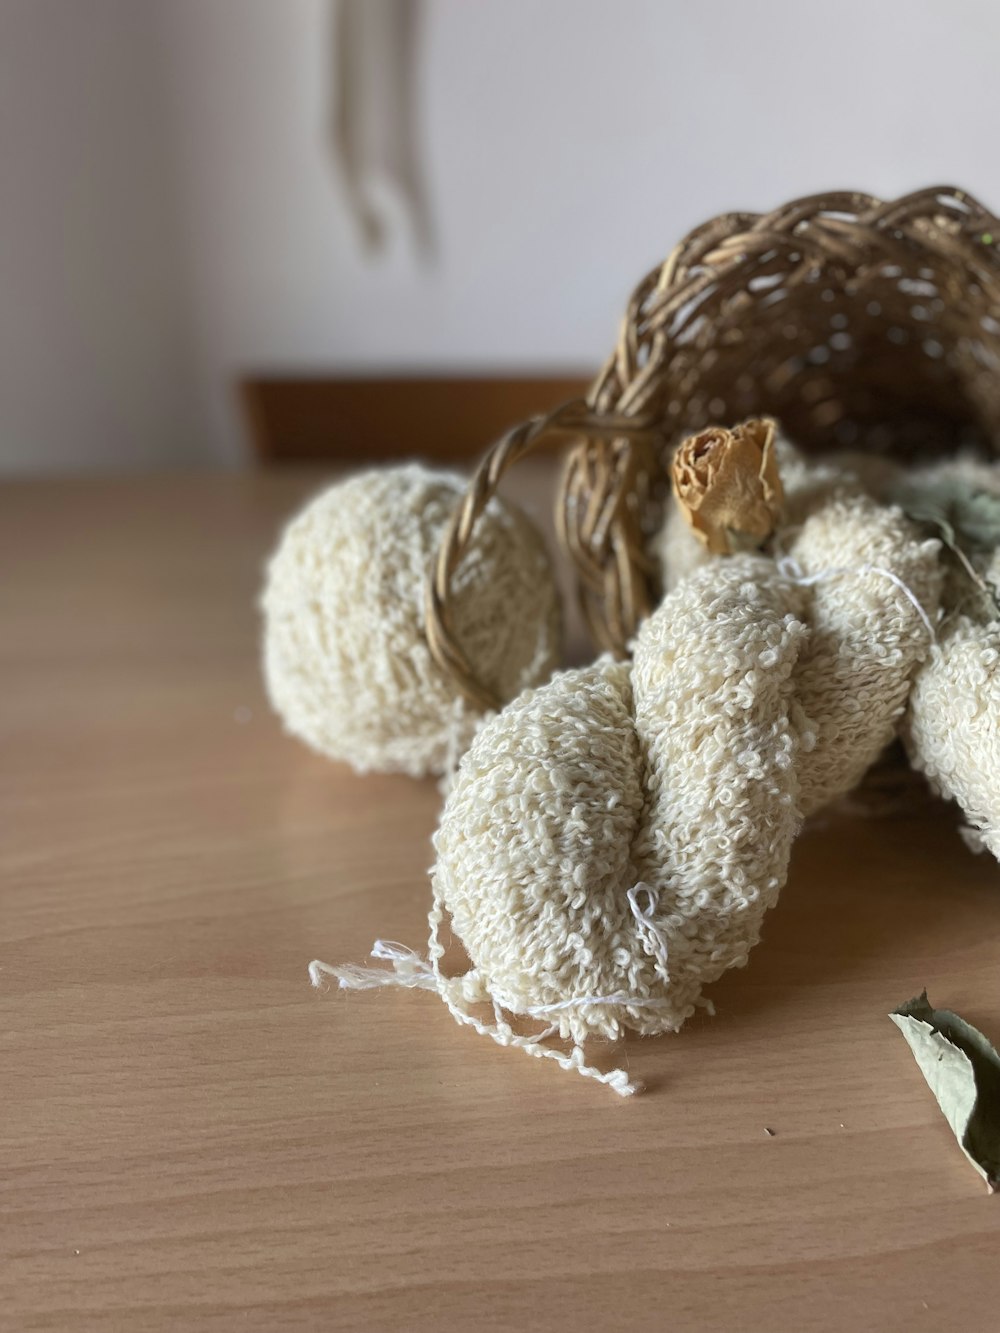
[890,990,1000,1192]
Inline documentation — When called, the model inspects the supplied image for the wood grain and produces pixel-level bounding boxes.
[240,375,589,463]
[3,470,1000,1332]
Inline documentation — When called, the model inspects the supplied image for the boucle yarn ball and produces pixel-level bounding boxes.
[903,460,1000,859]
[659,443,1000,862]
[262,464,561,777]
[424,470,942,1090]
[315,447,960,1094]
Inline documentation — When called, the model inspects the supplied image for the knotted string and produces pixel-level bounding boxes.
[626,881,671,973]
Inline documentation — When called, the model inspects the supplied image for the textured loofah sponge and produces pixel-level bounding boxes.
[261,464,561,777]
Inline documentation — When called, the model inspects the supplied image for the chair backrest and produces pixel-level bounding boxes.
[240,375,589,463]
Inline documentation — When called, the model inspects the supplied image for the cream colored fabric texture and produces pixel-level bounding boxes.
[314,456,941,1092]
[261,465,560,777]
[428,480,940,1087]
[660,445,1000,855]
[654,439,902,596]
[903,459,1000,858]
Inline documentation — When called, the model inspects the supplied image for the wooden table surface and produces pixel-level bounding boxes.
[4,469,1000,1332]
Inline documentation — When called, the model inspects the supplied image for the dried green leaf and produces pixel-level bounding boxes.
[894,475,1000,616]
[890,990,1000,1192]
[896,474,1000,552]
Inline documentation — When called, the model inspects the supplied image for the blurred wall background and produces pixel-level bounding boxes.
[2,0,999,473]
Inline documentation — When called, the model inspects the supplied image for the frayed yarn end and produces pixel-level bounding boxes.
[308,940,438,993]
[307,938,644,1098]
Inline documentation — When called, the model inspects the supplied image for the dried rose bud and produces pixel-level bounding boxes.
[671,418,784,554]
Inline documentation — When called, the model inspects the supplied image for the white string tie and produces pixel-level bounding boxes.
[627,881,671,973]
[492,989,673,1017]
[776,556,936,639]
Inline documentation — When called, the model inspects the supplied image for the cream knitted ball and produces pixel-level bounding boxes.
[261,464,561,777]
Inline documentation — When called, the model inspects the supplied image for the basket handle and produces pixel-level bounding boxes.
[425,397,657,711]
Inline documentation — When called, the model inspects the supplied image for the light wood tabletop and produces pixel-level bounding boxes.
[4,469,1000,1332]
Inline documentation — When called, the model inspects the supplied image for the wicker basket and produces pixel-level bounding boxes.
[427,185,1000,710]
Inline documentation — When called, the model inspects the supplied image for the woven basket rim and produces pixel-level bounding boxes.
[427,184,1000,710]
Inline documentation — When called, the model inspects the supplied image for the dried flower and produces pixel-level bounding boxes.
[671,418,784,554]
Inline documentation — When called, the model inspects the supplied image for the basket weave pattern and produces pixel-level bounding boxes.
[428,186,1000,709]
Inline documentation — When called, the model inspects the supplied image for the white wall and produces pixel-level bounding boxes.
[0,0,204,472]
[3,0,1000,471]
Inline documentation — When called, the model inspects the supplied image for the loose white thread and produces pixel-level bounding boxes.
[626,882,671,973]
[776,556,937,639]
[310,911,651,1097]
[425,887,642,1097]
[493,991,673,1016]
[308,940,437,992]
[312,942,674,1015]
[457,884,674,1020]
